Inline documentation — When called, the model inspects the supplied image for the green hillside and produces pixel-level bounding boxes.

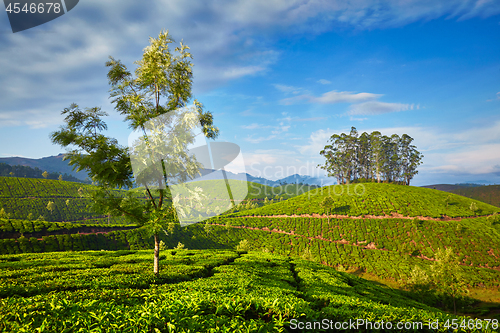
[2,178,500,327]
[0,177,128,223]
[231,183,500,218]
[449,185,500,208]
[184,216,500,286]
[0,177,313,224]
[0,250,488,332]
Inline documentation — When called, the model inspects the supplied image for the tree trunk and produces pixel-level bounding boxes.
[154,232,160,275]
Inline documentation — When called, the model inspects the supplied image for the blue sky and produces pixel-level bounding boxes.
[0,0,499,186]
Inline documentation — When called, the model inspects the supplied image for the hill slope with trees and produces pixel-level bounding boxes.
[230,183,500,218]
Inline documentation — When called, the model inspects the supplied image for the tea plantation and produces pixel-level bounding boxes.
[1,178,500,331]
[0,177,309,223]
[1,250,494,332]
[231,183,500,218]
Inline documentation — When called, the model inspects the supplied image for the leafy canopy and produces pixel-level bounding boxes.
[50,30,218,227]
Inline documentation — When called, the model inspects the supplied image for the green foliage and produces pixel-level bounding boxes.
[319,127,423,185]
[450,185,500,208]
[235,239,251,251]
[46,201,56,214]
[487,212,500,226]
[0,208,9,219]
[0,177,129,223]
[232,183,500,218]
[470,202,478,215]
[50,31,221,275]
[0,219,139,255]
[320,196,334,212]
[406,248,470,314]
[0,250,492,332]
[0,162,86,183]
[431,248,470,313]
[301,247,313,261]
[444,195,452,207]
[190,213,500,287]
[174,242,186,250]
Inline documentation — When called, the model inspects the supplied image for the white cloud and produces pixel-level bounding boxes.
[317,79,331,84]
[279,89,413,116]
[1,0,498,128]
[435,143,500,174]
[244,151,280,166]
[486,92,500,102]
[313,91,381,104]
[272,125,290,134]
[221,66,266,79]
[297,128,337,156]
[294,117,327,122]
[243,114,292,142]
[273,84,303,94]
[349,101,412,115]
[245,135,277,144]
[349,116,368,121]
[241,123,266,130]
[280,90,381,105]
[279,95,310,105]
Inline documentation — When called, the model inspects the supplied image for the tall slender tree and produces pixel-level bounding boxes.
[51,30,218,275]
[403,137,423,185]
[370,131,383,183]
[357,132,371,179]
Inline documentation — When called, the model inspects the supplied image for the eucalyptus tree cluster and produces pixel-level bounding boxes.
[319,127,423,185]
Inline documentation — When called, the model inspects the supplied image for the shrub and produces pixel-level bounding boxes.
[174,242,186,250]
[301,247,314,261]
[236,239,251,252]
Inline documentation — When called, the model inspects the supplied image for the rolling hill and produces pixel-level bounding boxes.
[422,184,500,208]
[0,176,127,224]
[0,176,318,224]
[449,185,500,208]
[1,179,500,328]
[230,183,500,218]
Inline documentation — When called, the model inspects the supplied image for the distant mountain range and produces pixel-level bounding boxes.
[0,154,334,186]
[421,183,491,192]
[196,170,335,187]
[0,154,89,181]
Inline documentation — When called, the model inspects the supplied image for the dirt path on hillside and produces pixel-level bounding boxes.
[211,223,381,249]
[210,223,500,270]
[235,212,494,221]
